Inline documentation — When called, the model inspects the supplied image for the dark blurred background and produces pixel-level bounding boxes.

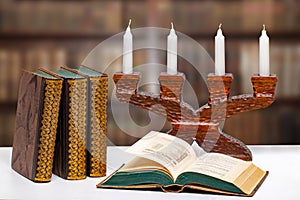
[0,0,299,146]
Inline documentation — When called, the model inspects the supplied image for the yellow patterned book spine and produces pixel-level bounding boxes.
[34,79,63,182]
[67,79,87,180]
[89,76,108,177]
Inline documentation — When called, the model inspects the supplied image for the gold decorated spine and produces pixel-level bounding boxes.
[89,76,108,177]
[67,79,87,180]
[34,79,63,182]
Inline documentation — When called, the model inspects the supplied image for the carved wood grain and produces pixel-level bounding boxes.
[113,72,277,161]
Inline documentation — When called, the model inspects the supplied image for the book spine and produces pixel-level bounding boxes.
[65,79,87,180]
[87,75,108,177]
[34,79,63,182]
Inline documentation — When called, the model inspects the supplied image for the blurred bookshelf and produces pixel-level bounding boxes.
[0,0,300,146]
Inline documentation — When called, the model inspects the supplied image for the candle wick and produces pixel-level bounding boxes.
[219,23,222,29]
[171,22,174,30]
[263,24,266,30]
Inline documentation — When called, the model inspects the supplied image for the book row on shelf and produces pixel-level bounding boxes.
[240,41,300,98]
[1,0,300,35]
[122,0,299,34]
[197,39,300,98]
[223,108,285,145]
[1,39,300,102]
[0,48,65,101]
[0,44,93,102]
[0,0,122,34]
[1,39,300,147]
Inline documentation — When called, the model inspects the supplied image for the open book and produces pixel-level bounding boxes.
[97,131,268,196]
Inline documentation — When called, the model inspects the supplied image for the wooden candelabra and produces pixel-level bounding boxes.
[113,72,277,161]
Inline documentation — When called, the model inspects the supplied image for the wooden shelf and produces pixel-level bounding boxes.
[0,32,116,40]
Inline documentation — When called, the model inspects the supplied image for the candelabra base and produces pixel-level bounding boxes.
[167,123,252,161]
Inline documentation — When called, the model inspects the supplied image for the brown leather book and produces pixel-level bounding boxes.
[62,66,108,177]
[11,69,63,182]
[51,68,88,180]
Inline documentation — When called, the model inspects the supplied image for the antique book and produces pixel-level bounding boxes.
[11,69,63,182]
[98,131,268,196]
[62,66,108,177]
[50,68,88,180]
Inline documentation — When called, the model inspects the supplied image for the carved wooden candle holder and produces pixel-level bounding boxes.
[113,72,277,161]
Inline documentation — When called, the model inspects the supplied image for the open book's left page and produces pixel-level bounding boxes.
[125,131,197,179]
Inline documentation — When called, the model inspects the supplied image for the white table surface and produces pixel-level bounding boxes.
[1,146,300,200]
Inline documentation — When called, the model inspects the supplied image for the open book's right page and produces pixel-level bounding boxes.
[186,153,250,182]
[183,152,266,195]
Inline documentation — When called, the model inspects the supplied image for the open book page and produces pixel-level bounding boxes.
[119,157,172,177]
[184,153,251,183]
[126,131,197,179]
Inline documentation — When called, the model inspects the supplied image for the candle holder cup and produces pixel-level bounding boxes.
[113,72,277,161]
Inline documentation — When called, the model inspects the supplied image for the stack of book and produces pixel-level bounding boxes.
[11,66,108,182]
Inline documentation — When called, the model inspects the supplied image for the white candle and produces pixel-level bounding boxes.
[167,22,178,75]
[123,19,133,74]
[259,24,270,76]
[215,24,225,76]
